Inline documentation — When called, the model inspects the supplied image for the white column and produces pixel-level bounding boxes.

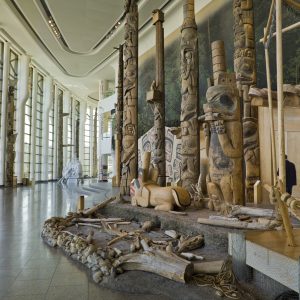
[63,91,70,165]
[29,68,38,182]
[79,101,87,165]
[53,85,59,179]
[15,55,30,183]
[41,76,53,181]
[89,106,94,177]
[0,42,10,185]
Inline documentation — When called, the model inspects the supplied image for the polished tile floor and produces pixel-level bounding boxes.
[0,182,165,300]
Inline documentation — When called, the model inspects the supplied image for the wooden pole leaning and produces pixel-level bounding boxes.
[264,28,277,185]
[275,0,295,246]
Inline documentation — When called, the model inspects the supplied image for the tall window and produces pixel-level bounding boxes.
[35,73,43,181]
[24,67,33,179]
[67,97,73,162]
[0,41,4,136]
[48,85,55,180]
[83,106,91,176]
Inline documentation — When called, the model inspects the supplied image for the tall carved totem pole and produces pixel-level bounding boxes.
[5,85,17,187]
[180,0,200,191]
[233,0,260,202]
[204,40,243,207]
[115,45,124,187]
[146,9,166,187]
[121,0,138,195]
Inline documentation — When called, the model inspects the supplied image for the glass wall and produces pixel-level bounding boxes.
[48,85,55,180]
[35,73,43,181]
[67,97,73,162]
[0,41,4,136]
[83,106,91,176]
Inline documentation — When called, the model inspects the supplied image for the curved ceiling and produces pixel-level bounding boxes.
[45,0,124,53]
[1,0,176,99]
[9,0,167,77]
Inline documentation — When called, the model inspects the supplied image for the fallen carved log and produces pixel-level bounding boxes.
[113,250,193,283]
[197,217,273,230]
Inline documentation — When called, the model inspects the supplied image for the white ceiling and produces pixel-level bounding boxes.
[0,0,167,99]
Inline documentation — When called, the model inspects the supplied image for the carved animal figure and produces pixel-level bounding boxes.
[131,152,191,211]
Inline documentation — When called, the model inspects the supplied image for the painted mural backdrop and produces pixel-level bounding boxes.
[138,0,300,137]
[138,127,182,184]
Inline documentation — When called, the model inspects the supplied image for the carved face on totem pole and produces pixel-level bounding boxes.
[204,74,240,121]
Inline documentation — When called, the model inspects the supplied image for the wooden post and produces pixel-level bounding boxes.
[253,180,261,205]
[146,9,166,187]
[115,45,124,187]
[233,0,260,202]
[276,0,295,246]
[264,29,277,185]
[180,0,200,192]
[121,0,138,196]
[78,195,85,211]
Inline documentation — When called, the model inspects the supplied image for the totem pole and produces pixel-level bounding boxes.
[5,84,17,187]
[203,40,243,208]
[93,108,98,178]
[57,94,63,178]
[114,45,124,187]
[146,9,166,187]
[180,0,200,191]
[233,0,259,202]
[121,0,138,195]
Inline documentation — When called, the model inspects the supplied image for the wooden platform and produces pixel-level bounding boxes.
[245,230,300,292]
[246,229,300,260]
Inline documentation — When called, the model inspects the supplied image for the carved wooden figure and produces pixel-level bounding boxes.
[233,0,260,202]
[114,45,124,187]
[5,84,17,187]
[180,0,200,192]
[146,9,166,187]
[203,41,243,207]
[121,0,138,195]
[132,152,191,211]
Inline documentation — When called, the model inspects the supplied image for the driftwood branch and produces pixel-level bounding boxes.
[229,205,275,218]
[82,197,116,216]
[113,250,193,283]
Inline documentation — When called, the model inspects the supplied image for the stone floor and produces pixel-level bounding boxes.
[0,181,169,300]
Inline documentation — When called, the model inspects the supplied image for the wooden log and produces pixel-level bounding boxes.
[193,260,224,274]
[229,205,275,218]
[82,197,116,216]
[197,217,272,230]
[113,250,193,283]
[77,223,102,229]
[74,218,123,223]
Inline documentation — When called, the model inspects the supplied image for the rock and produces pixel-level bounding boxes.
[93,271,103,283]
[164,230,178,239]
